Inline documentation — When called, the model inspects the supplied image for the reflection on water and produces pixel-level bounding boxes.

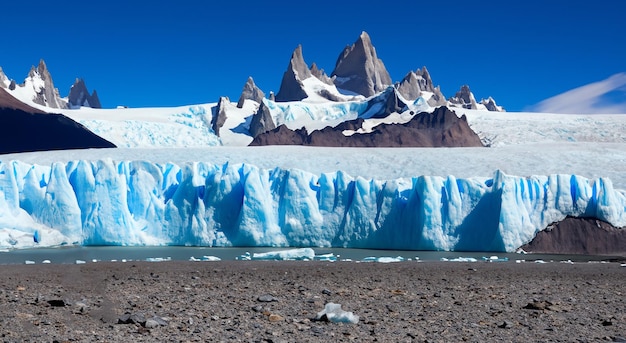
[0,246,621,265]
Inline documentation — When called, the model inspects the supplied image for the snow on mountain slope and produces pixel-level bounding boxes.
[55,105,221,147]
[299,77,364,103]
[45,92,626,149]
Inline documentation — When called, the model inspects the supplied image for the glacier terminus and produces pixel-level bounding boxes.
[1,159,624,252]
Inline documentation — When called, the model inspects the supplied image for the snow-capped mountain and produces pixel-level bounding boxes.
[395,67,447,107]
[269,31,501,112]
[0,59,101,110]
[448,85,505,112]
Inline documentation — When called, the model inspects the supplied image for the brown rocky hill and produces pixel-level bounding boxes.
[520,216,626,256]
[250,106,484,147]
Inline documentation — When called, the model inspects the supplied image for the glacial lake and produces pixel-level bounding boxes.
[0,246,622,265]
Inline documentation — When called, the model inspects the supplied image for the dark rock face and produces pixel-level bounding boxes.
[212,96,230,136]
[0,95,115,154]
[68,78,102,108]
[310,63,334,85]
[236,77,265,108]
[23,59,67,109]
[275,45,311,102]
[395,67,447,106]
[448,85,478,110]
[520,217,626,256]
[250,106,484,148]
[248,101,276,138]
[362,87,407,119]
[331,31,392,97]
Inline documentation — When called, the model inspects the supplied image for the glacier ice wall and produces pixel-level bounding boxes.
[0,159,624,251]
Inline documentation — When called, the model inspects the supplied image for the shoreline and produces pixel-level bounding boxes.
[1,245,625,266]
[0,260,624,341]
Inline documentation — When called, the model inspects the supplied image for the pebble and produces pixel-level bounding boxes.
[257,294,278,302]
[268,314,284,322]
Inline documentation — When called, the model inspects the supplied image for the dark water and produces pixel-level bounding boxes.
[0,246,621,265]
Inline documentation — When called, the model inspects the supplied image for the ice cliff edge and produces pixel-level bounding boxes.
[0,160,624,251]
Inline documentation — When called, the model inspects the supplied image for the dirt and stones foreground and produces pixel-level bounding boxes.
[0,261,624,342]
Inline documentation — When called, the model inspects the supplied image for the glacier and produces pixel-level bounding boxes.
[0,159,624,252]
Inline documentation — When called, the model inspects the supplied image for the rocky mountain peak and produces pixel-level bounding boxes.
[212,96,231,136]
[21,59,67,109]
[395,67,446,106]
[448,85,479,110]
[479,96,505,112]
[36,59,50,78]
[249,100,276,138]
[1,60,103,110]
[310,63,334,85]
[237,77,265,108]
[447,85,504,112]
[68,78,102,109]
[275,45,311,102]
[331,31,392,97]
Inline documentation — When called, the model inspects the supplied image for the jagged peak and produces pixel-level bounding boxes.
[37,59,48,73]
[71,77,86,88]
[275,45,311,102]
[28,65,37,78]
[68,77,101,109]
[237,76,265,108]
[448,85,479,110]
[27,59,52,81]
[357,30,372,45]
[310,62,334,85]
[395,66,445,106]
[479,96,505,112]
[331,31,391,97]
[416,66,432,81]
[288,45,311,80]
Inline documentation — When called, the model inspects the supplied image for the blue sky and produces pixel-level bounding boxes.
[1,0,625,112]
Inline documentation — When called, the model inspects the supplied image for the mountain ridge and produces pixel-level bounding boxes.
[255,31,504,114]
[0,59,101,110]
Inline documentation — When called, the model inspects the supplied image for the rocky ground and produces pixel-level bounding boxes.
[0,260,624,342]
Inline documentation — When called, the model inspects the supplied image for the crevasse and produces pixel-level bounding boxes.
[0,160,624,251]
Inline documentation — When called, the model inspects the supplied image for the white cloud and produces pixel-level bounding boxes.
[532,72,626,114]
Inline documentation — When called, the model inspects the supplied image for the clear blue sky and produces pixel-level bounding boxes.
[2,0,624,111]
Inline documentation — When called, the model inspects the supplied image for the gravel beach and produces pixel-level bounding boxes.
[0,261,624,342]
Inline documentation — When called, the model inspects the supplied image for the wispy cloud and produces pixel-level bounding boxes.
[532,73,626,114]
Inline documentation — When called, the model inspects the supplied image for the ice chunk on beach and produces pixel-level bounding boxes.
[252,248,315,261]
[315,303,359,324]
[361,256,405,263]
[190,255,221,261]
[440,257,478,262]
[314,253,338,262]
